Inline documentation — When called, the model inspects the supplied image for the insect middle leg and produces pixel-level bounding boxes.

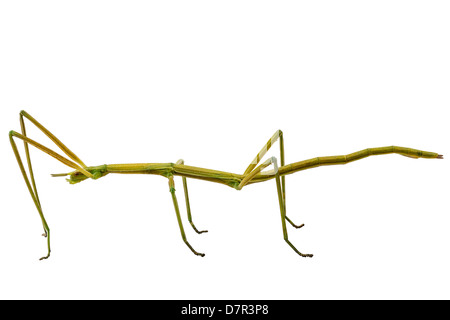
[175,159,207,234]
[168,175,205,257]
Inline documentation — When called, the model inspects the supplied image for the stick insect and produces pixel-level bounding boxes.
[10,110,443,260]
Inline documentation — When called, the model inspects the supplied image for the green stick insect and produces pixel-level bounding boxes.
[10,111,443,260]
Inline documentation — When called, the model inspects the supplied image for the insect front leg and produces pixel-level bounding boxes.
[10,131,51,260]
[10,111,91,260]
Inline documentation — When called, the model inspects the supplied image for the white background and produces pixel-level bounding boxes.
[0,1,449,300]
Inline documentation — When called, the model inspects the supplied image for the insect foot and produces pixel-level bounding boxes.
[39,252,50,261]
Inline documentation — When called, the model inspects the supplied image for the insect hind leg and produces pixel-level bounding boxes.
[270,157,312,258]
[243,130,305,229]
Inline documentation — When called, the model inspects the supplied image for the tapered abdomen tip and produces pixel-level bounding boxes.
[437,155,444,159]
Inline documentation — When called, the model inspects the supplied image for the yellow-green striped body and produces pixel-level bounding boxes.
[67,146,440,190]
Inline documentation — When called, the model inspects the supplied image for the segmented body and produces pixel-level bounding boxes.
[68,145,440,189]
[9,110,443,260]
